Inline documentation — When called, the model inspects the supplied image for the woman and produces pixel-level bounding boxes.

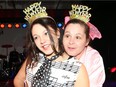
[62,4,105,87]
[13,2,89,87]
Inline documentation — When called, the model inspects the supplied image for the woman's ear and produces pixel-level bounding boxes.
[85,38,90,46]
[56,28,60,38]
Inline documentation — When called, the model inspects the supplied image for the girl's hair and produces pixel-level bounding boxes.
[25,17,63,66]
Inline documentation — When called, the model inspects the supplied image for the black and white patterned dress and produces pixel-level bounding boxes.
[26,56,82,87]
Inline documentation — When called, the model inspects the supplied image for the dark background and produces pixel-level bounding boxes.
[0,1,116,86]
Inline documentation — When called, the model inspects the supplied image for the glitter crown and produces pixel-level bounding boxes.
[69,4,91,23]
[23,2,48,24]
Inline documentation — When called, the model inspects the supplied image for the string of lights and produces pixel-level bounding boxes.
[0,23,28,29]
[0,22,63,29]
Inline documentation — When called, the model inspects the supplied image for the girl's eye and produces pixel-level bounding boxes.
[33,36,38,40]
[44,31,48,35]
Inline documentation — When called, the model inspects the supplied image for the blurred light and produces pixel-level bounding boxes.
[7,24,12,28]
[110,67,116,73]
[57,23,63,28]
[15,23,20,28]
[22,23,27,28]
[0,24,5,28]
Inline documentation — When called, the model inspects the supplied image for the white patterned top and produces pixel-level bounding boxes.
[26,56,82,87]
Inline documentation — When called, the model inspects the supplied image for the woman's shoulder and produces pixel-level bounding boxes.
[87,46,100,54]
[86,46,102,57]
[84,46,103,64]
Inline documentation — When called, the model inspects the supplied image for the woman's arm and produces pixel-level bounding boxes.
[74,64,90,87]
[88,52,105,87]
[13,58,27,87]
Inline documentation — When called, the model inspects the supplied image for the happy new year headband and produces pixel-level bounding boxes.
[23,2,55,24]
[65,4,102,40]
[69,4,91,23]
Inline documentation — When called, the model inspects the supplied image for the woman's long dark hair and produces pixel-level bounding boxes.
[25,17,63,66]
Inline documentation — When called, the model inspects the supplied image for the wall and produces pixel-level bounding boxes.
[0,27,27,56]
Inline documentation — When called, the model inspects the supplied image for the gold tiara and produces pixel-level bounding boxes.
[23,2,48,24]
[69,4,91,23]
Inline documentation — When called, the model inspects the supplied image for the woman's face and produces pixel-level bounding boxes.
[63,23,89,57]
[32,24,58,55]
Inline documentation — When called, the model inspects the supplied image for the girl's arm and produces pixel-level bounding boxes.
[13,58,27,87]
[74,64,90,87]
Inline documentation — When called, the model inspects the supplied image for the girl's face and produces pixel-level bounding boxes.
[63,23,89,57]
[32,24,59,56]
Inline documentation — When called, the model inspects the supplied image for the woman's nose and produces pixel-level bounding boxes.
[69,38,75,44]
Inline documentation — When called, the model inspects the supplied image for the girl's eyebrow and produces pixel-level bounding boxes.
[33,34,38,37]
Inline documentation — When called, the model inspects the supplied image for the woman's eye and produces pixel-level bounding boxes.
[64,34,69,38]
[76,36,81,39]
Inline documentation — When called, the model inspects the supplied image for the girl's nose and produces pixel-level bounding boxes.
[40,37,46,44]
